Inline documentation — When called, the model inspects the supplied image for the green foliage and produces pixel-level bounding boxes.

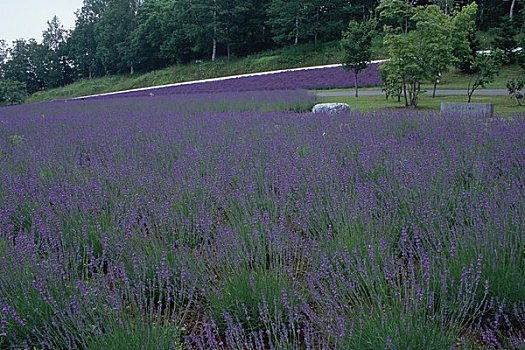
[0,79,26,105]
[492,18,520,62]
[343,309,457,350]
[377,0,414,34]
[451,3,479,73]
[380,32,423,107]
[413,5,457,96]
[380,69,403,101]
[207,268,293,331]
[2,39,46,94]
[87,323,181,350]
[475,0,514,30]
[0,39,6,66]
[266,0,378,46]
[341,20,376,97]
[448,231,525,308]
[507,78,525,105]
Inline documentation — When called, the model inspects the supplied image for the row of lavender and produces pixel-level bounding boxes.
[0,93,524,349]
[83,64,381,99]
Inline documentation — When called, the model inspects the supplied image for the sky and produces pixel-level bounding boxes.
[0,0,84,45]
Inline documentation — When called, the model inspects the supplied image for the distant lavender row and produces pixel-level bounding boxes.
[86,64,381,99]
[0,93,524,349]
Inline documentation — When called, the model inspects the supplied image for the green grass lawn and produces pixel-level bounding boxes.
[317,94,524,115]
[420,64,521,90]
[317,65,521,93]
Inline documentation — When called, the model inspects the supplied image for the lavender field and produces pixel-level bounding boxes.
[0,91,524,349]
[83,64,381,100]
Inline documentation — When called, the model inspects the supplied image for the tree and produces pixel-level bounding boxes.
[492,18,520,62]
[341,20,376,97]
[41,16,76,88]
[476,0,509,30]
[510,0,518,19]
[0,39,7,79]
[381,33,423,107]
[467,51,505,103]
[450,2,478,73]
[43,16,66,51]
[378,3,475,107]
[0,40,7,66]
[507,78,524,105]
[128,0,172,70]
[380,4,465,107]
[0,79,27,105]
[380,66,403,101]
[95,0,139,74]
[410,6,454,97]
[266,0,306,45]
[377,0,415,34]
[3,39,49,94]
[68,0,110,78]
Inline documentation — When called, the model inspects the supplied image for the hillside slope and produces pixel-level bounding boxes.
[28,41,358,103]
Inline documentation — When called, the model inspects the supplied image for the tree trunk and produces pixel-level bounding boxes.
[314,9,319,46]
[433,80,438,98]
[403,79,408,107]
[510,0,517,19]
[294,16,299,45]
[467,80,473,103]
[212,38,217,62]
[212,0,217,62]
[412,82,418,106]
[130,62,134,75]
[355,71,359,97]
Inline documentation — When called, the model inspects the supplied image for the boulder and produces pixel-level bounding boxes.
[312,103,350,114]
[441,102,494,118]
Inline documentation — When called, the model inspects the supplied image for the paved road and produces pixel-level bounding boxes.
[314,89,509,97]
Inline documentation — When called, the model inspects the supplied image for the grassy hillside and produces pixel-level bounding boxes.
[27,42,349,103]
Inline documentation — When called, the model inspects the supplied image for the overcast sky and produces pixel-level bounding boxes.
[0,0,84,45]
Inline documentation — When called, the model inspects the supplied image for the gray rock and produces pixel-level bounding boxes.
[441,102,494,118]
[312,103,350,114]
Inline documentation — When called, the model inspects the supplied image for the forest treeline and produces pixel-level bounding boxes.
[0,0,520,97]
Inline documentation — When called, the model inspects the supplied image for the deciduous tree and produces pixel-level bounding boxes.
[467,51,505,103]
[341,20,376,97]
